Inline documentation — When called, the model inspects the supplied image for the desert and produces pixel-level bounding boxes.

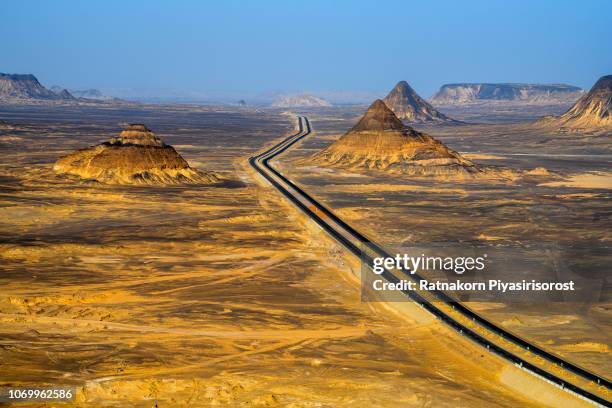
[275,92,611,380]
[1,1,611,407]
[1,103,583,407]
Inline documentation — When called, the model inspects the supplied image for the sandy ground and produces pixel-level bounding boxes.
[277,106,611,380]
[541,172,612,189]
[0,104,588,407]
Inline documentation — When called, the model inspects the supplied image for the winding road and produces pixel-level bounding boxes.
[249,116,611,407]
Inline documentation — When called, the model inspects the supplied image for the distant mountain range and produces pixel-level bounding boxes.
[0,71,593,110]
[429,83,584,105]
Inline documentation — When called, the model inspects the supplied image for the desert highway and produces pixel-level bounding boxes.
[249,116,611,407]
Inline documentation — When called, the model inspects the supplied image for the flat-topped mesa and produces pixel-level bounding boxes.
[54,124,220,185]
[311,99,476,177]
[429,83,584,104]
[383,81,457,123]
[534,75,612,130]
[108,124,165,147]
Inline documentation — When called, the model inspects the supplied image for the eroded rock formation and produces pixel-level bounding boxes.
[311,100,477,177]
[534,75,612,130]
[271,94,332,108]
[383,81,457,123]
[54,124,220,185]
[429,83,583,105]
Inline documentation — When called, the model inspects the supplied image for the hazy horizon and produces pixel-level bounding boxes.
[2,0,611,102]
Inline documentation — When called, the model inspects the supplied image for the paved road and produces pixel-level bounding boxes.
[249,116,611,407]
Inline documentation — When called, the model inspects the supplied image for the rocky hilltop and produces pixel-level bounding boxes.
[271,94,332,108]
[70,88,118,101]
[54,124,220,185]
[534,75,612,130]
[50,86,76,99]
[429,83,583,105]
[0,73,74,101]
[311,100,476,177]
[383,81,457,123]
[0,74,119,103]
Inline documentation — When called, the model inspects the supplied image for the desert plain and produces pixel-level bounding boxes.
[0,102,608,407]
[277,102,611,378]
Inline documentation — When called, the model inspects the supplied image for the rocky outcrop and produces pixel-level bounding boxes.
[534,75,612,130]
[311,100,477,177]
[429,83,583,105]
[0,73,72,101]
[54,124,220,185]
[271,94,332,108]
[71,89,103,98]
[70,89,117,101]
[383,81,457,123]
[50,86,75,99]
[58,89,74,99]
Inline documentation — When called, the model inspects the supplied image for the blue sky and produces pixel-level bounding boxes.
[2,0,611,101]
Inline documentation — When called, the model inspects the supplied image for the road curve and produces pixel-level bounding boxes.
[249,116,611,407]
